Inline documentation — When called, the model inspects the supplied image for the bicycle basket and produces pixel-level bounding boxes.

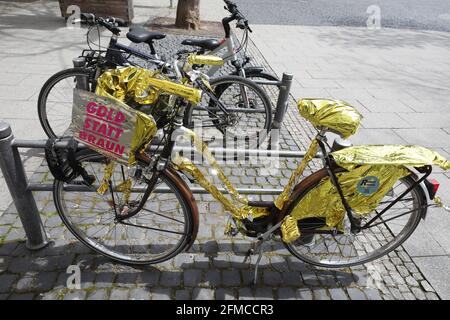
[70,88,157,165]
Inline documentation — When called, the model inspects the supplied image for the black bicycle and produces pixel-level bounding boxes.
[38,14,272,150]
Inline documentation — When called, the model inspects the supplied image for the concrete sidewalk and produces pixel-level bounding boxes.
[251,24,450,299]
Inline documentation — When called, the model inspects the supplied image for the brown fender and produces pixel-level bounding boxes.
[164,166,199,251]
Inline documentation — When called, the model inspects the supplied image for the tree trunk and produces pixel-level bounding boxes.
[175,0,200,30]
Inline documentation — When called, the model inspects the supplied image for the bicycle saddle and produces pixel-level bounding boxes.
[181,38,222,51]
[126,27,166,44]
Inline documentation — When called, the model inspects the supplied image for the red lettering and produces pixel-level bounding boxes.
[115,111,126,124]
[87,134,96,144]
[86,102,97,114]
[97,123,107,136]
[106,140,115,151]
[113,127,124,139]
[79,131,87,140]
[97,138,105,148]
[114,144,125,156]
[97,105,107,118]
[91,119,100,131]
[84,118,91,129]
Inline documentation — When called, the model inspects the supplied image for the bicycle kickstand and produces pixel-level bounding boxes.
[242,239,264,285]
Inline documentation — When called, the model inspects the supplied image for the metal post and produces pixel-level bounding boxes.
[270,73,293,149]
[0,121,48,250]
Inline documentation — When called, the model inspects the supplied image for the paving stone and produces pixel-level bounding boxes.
[87,289,108,300]
[129,287,151,300]
[263,270,283,286]
[425,292,440,300]
[215,288,236,300]
[411,287,427,300]
[9,293,35,300]
[110,288,129,300]
[420,280,435,292]
[151,288,171,300]
[238,288,254,300]
[203,270,221,287]
[116,272,138,288]
[160,272,181,287]
[0,274,17,293]
[183,269,202,287]
[0,294,8,300]
[347,288,367,300]
[365,289,383,300]
[277,287,296,300]
[137,271,160,286]
[405,276,419,287]
[281,271,303,286]
[329,288,348,300]
[222,270,241,287]
[34,272,58,292]
[312,289,330,300]
[63,290,87,300]
[15,272,36,292]
[255,287,274,300]
[95,272,116,288]
[175,289,191,300]
[193,288,215,300]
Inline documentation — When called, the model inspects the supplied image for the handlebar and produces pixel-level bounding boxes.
[80,13,123,35]
[222,0,252,33]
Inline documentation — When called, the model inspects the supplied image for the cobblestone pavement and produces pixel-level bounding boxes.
[0,15,442,300]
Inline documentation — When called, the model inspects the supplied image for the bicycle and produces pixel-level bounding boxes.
[50,80,450,283]
[38,14,272,150]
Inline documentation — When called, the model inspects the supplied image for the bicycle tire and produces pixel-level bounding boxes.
[283,168,426,268]
[38,68,96,139]
[183,75,272,149]
[53,151,198,265]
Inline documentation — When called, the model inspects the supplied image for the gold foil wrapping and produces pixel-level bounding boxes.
[281,215,301,243]
[298,99,362,139]
[274,139,319,210]
[97,162,116,195]
[288,165,410,240]
[332,145,450,170]
[188,54,225,66]
[96,66,202,105]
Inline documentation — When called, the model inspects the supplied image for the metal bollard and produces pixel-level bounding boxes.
[269,73,293,149]
[0,121,48,250]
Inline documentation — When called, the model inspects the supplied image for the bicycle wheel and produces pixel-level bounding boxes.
[53,151,196,265]
[284,171,426,268]
[38,68,96,139]
[184,75,272,149]
[245,71,279,111]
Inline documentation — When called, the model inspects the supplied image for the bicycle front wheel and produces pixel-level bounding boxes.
[53,151,196,265]
[184,75,272,149]
[284,172,426,268]
[38,68,96,139]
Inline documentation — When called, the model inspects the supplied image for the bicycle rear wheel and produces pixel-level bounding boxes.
[53,151,196,265]
[284,172,426,268]
[184,75,272,149]
[38,68,96,139]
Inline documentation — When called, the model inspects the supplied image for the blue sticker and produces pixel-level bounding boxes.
[357,176,380,196]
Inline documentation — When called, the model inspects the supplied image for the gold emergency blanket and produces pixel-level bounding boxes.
[188,54,225,66]
[332,145,450,171]
[96,66,202,105]
[283,164,410,243]
[298,99,362,139]
[71,89,157,165]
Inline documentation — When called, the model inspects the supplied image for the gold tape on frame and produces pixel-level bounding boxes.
[187,54,225,66]
[173,129,271,221]
[274,139,319,210]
